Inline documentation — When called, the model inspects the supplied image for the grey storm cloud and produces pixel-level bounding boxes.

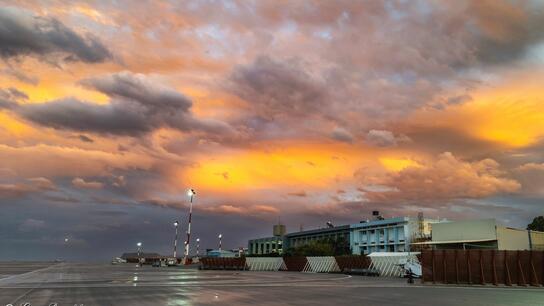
[228,56,328,120]
[0,87,27,109]
[331,127,353,143]
[365,130,411,147]
[78,134,94,143]
[0,7,112,63]
[467,0,544,64]
[18,72,232,136]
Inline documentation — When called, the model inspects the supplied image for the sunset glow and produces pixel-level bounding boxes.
[1,0,543,260]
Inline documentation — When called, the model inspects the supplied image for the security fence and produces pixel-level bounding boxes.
[421,250,544,286]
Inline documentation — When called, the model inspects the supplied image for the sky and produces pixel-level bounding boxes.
[1,0,544,261]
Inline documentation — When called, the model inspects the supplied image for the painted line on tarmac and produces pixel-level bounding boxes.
[0,282,542,292]
[0,263,62,284]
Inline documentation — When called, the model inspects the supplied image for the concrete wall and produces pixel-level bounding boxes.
[432,219,497,242]
[496,227,530,250]
[530,230,544,250]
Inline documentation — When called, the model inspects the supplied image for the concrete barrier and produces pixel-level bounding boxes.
[245,257,286,271]
[303,256,341,273]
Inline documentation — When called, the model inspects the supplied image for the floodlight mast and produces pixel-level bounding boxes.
[137,242,142,265]
[184,189,196,263]
[173,221,179,260]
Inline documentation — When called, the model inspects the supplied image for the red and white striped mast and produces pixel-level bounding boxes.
[173,220,179,260]
[184,188,196,264]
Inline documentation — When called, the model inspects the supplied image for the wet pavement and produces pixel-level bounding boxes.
[0,262,542,305]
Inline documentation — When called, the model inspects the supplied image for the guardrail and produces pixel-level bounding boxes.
[421,250,544,286]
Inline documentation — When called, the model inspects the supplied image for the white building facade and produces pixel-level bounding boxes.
[350,217,438,255]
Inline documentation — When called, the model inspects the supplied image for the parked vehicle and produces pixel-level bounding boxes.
[111,257,127,265]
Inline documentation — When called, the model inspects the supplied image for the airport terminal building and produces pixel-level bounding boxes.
[247,215,544,256]
[350,216,439,254]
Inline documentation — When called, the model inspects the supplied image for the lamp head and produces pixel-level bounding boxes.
[187,189,196,197]
[137,242,142,247]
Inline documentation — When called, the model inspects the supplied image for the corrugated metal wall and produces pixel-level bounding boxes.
[421,249,544,286]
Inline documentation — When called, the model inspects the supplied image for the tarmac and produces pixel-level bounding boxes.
[0,262,543,305]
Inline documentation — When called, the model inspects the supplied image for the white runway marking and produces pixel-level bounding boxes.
[0,263,60,283]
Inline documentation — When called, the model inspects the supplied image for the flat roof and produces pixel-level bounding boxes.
[350,217,409,229]
[411,238,497,245]
[248,236,282,242]
[284,225,350,238]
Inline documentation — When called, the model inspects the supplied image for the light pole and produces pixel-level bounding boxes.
[184,189,196,264]
[137,242,142,265]
[196,238,200,257]
[173,221,179,260]
[63,237,69,262]
[218,234,222,251]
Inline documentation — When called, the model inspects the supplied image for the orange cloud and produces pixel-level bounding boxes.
[0,143,153,178]
[202,204,279,216]
[182,141,378,193]
[410,73,544,148]
[364,152,520,202]
[72,177,104,189]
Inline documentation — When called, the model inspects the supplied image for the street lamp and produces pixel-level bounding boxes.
[196,238,200,257]
[137,242,142,265]
[184,189,196,264]
[173,221,179,260]
[218,234,222,251]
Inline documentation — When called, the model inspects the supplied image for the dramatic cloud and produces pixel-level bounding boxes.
[228,56,328,120]
[518,163,544,172]
[331,127,353,143]
[202,204,279,216]
[361,152,521,203]
[365,130,411,147]
[0,143,153,178]
[72,177,104,189]
[18,72,231,136]
[287,191,308,197]
[0,87,27,109]
[0,7,112,63]
[1,1,544,260]
[0,177,56,199]
[18,218,46,232]
[466,0,544,64]
[77,135,94,143]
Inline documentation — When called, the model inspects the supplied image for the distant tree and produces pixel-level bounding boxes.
[527,216,544,232]
[283,237,351,257]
